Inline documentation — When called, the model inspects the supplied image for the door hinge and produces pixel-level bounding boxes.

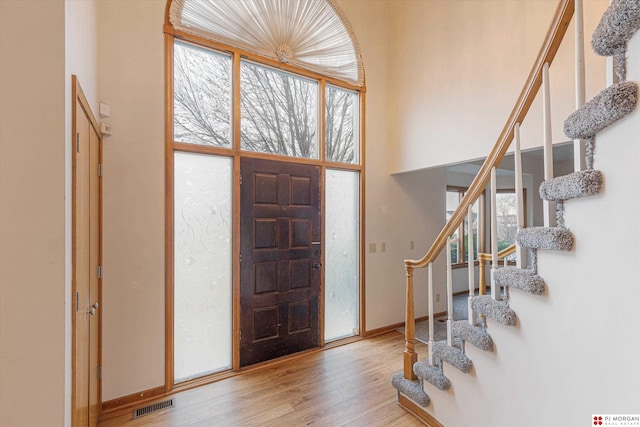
[239,174,243,185]
[98,163,103,177]
[97,265,103,279]
[98,366,102,380]
[239,254,242,263]
[76,291,80,312]
[76,133,80,152]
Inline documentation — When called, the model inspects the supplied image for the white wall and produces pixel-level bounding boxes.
[65,1,99,423]
[66,0,99,113]
[0,1,67,426]
[389,0,608,174]
[424,30,640,427]
[97,0,166,401]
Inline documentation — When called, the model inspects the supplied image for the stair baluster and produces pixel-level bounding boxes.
[514,123,526,270]
[574,0,587,171]
[427,263,435,365]
[446,238,454,347]
[490,167,499,301]
[403,265,417,381]
[467,205,475,326]
[542,62,554,228]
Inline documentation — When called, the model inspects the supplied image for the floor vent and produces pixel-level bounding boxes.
[132,398,174,419]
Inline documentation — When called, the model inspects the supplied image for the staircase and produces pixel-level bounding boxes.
[392,0,639,423]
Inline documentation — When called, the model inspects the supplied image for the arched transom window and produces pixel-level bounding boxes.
[169,0,364,86]
[165,0,365,388]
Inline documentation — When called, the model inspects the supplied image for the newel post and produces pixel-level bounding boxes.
[403,265,417,380]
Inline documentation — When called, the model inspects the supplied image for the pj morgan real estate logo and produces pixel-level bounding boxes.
[592,415,640,426]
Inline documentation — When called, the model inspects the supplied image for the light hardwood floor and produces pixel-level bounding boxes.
[99,331,428,426]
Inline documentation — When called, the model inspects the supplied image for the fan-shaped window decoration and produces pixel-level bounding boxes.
[168,0,365,86]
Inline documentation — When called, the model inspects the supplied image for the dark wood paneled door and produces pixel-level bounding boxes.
[240,158,321,367]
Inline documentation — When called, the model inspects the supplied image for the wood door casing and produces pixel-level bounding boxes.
[240,158,321,367]
[72,77,101,427]
[73,98,91,427]
[88,118,101,426]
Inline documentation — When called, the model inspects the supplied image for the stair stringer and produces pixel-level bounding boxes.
[416,31,640,427]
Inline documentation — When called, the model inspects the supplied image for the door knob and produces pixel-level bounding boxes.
[89,302,99,315]
[313,263,322,270]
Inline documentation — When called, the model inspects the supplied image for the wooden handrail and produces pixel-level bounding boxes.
[402,0,575,381]
[478,243,517,262]
[404,0,574,271]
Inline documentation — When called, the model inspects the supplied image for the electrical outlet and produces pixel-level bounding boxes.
[381,242,386,252]
[369,243,376,253]
[410,240,415,250]
[436,293,441,302]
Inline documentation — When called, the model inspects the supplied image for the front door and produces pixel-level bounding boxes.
[240,158,322,367]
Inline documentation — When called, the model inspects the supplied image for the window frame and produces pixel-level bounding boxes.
[494,188,527,257]
[164,27,366,392]
[446,185,527,269]
[446,186,483,268]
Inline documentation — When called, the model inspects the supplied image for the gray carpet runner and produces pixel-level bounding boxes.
[591,0,640,56]
[564,81,637,140]
[452,320,494,351]
[432,340,473,373]
[391,373,430,407]
[517,227,574,251]
[470,296,517,326]
[592,0,640,80]
[413,361,451,391]
[493,267,545,295]
[539,170,603,201]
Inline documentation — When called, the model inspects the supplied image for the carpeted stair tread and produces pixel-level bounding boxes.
[431,341,473,373]
[494,267,545,295]
[517,227,574,251]
[391,372,430,407]
[539,170,603,202]
[413,360,451,391]
[591,0,640,57]
[470,296,517,326]
[452,320,494,351]
[564,81,637,140]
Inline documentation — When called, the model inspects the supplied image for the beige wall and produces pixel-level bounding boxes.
[0,1,67,425]
[336,0,448,330]
[97,0,166,401]
[389,0,608,173]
